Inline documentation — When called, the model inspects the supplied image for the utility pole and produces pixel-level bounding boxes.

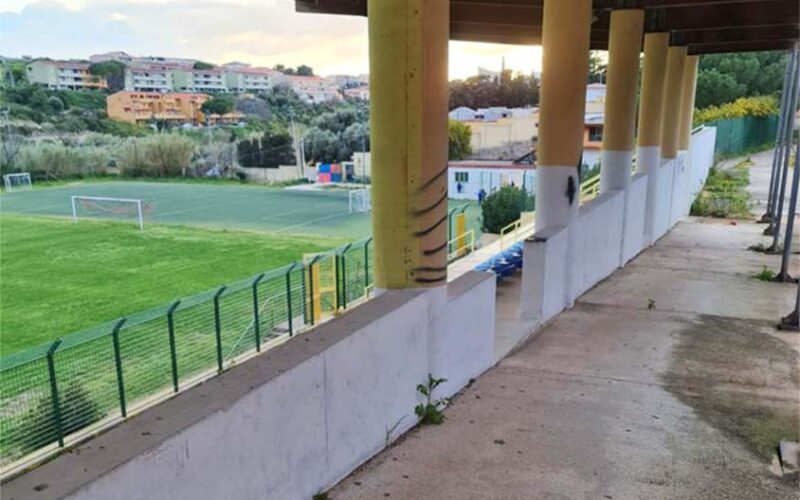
[289,109,303,178]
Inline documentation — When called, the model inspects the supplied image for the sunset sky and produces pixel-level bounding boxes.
[0,0,544,80]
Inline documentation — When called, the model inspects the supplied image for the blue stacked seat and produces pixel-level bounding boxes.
[474,242,525,283]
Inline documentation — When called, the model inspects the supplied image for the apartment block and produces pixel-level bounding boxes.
[106,91,208,124]
[172,68,228,93]
[25,59,107,90]
[225,67,287,93]
[124,64,176,93]
[284,75,341,103]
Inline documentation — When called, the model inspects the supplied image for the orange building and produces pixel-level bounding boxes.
[106,91,241,125]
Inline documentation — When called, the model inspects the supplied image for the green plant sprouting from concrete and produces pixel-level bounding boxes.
[415,374,448,425]
[755,265,775,282]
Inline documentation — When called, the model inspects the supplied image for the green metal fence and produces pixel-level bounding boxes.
[0,238,374,474]
[705,115,779,159]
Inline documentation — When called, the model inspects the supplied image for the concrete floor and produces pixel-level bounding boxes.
[327,151,800,500]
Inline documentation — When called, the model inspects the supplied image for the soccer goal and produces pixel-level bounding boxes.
[349,188,371,214]
[3,173,32,192]
[71,195,148,230]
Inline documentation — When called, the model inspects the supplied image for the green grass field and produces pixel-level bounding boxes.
[0,214,345,354]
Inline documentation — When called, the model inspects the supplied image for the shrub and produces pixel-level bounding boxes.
[118,134,195,178]
[693,96,779,125]
[481,186,533,234]
[14,142,110,179]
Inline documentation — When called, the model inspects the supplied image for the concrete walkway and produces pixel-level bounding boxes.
[327,152,800,500]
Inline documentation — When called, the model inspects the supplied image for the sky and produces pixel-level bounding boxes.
[0,0,543,80]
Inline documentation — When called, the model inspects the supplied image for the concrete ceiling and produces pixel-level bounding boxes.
[295,0,799,54]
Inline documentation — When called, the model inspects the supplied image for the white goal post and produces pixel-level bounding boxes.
[348,188,371,214]
[3,173,32,192]
[71,195,146,230]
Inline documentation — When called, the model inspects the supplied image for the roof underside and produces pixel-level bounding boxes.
[295,0,799,54]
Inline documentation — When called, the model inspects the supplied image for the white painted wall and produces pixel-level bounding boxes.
[653,159,676,241]
[520,225,569,323]
[621,173,648,264]
[6,273,496,500]
[448,168,535,200]
[574,190,625,298]
[688,127,717,213]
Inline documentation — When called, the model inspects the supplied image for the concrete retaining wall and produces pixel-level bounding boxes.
[688,126,717,211]
[5,273,496,500]
[520,226,569,324]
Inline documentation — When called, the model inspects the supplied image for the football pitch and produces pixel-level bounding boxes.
[0,180,482,354]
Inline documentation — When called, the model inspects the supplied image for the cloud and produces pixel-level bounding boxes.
[1,0,542,78]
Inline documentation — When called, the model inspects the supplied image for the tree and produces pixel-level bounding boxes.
[89,61,126,92]
[193,61,215,70]
[481,186,532,234]
[695,51,788,108]
[449,71,539,110]
[296,65,314,76]
[448,120,472,160]
[201,96,235,115]
[304,127,340,163]
[587,51,607,84]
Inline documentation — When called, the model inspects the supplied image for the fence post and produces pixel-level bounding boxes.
[447,207,458,250]
[301,263,308,324]
[252,274,265,352]
[307,257,320,326]
[111,318,128,418]
[167,300,181,392]
[286,263,298,336]
[213,286,227,374]
[46,339,64,447]
[338,244,352,309]
[364,238,372,294]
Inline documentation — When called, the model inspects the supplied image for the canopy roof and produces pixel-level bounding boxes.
[295,0,799,54]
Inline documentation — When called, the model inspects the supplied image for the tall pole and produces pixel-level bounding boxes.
[768,45,800,251]
[761,50,794,223]
[776,137,800,282]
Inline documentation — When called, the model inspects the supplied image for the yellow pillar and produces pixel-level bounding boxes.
[637,32,669,244]
[660,46,688,159]
[636,33,669,154]
[535,0,592,231]
[368,0,449,289]
[600,9,644,193]
[678,55,699,151]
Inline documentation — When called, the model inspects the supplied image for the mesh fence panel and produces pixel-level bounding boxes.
[708,115,779,159]
[0,238,374,473]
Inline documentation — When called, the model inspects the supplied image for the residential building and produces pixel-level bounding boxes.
[343,85,369,100]
[124,64,176,93]
[106,91,207,124]
[25,59,107,90]
[325,74,368,89]
[582,112,604,168]
[225,67,287,93]
[171,68,228,93]
[90,51,136,64]
[284,75,341,103]
[450,106,539,152]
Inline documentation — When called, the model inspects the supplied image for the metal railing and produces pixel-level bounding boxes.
[0,238,375,478]
[447,229,475,262]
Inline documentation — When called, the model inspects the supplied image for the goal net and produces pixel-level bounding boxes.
[349,188,371,214]
[3,173,32,192]
[71,195,150,230]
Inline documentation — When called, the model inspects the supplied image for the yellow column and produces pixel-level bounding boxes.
[678,55,699,151]
[535,0,592,231]
[600,9,644,193]
[660,46,688,159]
[368,0,449,289]
[636,33,669,155]
[637,32,669,244]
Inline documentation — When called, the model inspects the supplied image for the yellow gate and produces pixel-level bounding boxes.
[304,253,338,324]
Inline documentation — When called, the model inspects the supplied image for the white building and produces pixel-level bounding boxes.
[226,67,287,93]
[284,75,341,103]
[448,161,536,200]
[344,85,369,100]
[124,64,176,93]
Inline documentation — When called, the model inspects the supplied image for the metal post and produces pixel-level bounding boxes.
[286,263,298,335]
[762,49,794,222]
[777,139,800,282]
[307,261,316,326]
[111,318,128,418]
[447,207,458,251]
[137,199,144,230]
[213,286,226,373]
[167,300,181,392]
[251,274,265,351]
[71,195,78,224]
[364,238,372,294]
[769,47,800,249]
[300,263,308,324]
[779,281,800,331]
[46,340,64,447]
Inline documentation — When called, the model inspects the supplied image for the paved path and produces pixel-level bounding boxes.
[327,151,800,500]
